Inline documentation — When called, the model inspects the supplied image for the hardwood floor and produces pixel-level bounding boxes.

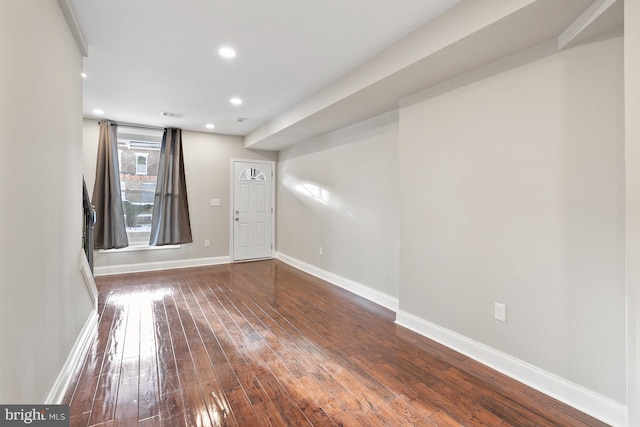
[63,260,608,426]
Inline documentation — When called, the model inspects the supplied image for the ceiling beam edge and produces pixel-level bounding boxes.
[57,0,88,57]
[557,0,617,50]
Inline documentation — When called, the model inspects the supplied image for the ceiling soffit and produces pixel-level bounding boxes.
[245,0,622,151]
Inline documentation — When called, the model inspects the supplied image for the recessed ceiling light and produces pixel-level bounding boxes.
[92,109,104,115]
[205,123,215,129]
[218,47,236,59]
[230,97,242,106]
[81,72,87,78]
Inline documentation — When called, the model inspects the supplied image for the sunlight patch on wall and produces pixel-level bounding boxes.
[295,182,330,206]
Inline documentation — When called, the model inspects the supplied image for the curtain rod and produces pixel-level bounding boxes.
[104,121,165,131]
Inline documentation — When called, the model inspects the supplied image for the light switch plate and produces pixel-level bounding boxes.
[210,198,220,206]
[494,303,507,322]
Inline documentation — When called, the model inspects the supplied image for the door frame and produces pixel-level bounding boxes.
[229,158,276,262]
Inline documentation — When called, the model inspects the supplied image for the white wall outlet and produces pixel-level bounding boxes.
[204,239,210,247]
[210,198,220,206]
[494,303,507,322]
[319,246,323,256]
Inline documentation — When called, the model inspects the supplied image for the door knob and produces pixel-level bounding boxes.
[235,217,239,222]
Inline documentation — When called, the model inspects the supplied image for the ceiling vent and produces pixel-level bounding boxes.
[160,111,183,118]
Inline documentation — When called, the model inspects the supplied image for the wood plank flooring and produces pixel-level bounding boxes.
[63,260,608,426]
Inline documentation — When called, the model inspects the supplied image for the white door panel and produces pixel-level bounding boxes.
[233,161,273,261]
[239,184,249,213]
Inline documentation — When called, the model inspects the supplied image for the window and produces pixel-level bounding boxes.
[136,153,148,175]
[120,180,126,202]
[140,182,155,203]
[117,127,162,246]
[240,168,266,181]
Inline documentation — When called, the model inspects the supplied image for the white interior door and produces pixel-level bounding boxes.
[232,161,273,261]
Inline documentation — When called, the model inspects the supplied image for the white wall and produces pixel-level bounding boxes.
[626,0,640,423]
[277,111,400,301]
[399,35,625,403]
[82,119,276,271]
[0,0,93,402]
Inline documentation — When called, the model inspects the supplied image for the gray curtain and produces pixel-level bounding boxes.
[149,128,192,245]
[92,121,128,249]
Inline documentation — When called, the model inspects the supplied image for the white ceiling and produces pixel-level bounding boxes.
[72,0,462,136]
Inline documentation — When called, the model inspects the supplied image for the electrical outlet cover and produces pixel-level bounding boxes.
[494,303,507,322]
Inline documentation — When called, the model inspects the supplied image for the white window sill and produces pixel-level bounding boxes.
[99,244,181,253]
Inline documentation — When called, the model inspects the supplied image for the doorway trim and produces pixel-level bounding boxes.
[230,158,276,262]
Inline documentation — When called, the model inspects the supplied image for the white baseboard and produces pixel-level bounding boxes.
[395,310,628,427]
[45,309,99,404]
[275,251,399,312]
[94,256,231,276]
